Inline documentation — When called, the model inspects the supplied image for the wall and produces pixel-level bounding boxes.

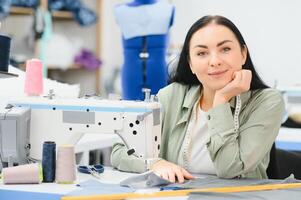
[101,0,301,90]
[100,0,124,95]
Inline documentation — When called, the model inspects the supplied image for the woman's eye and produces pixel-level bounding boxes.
[222,47,231,52]
[197,52,207,56]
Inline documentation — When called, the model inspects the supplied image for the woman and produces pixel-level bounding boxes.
[111,15,285,183]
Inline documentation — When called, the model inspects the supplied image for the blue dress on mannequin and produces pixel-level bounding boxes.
[114,0,175,100]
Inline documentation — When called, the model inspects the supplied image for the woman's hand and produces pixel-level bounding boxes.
[151,159,194,183]
[213,69,252,107]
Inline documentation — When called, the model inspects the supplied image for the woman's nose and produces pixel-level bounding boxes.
[209,53,222,67]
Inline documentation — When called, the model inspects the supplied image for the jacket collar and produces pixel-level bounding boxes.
[176,85,201,126]
[183,85,202,109]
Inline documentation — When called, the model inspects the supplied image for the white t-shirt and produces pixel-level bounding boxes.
[178,100,216,175]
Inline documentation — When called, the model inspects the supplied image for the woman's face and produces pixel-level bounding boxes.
[189,23,247,91]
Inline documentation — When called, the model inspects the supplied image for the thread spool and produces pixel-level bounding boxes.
[0,35,11,72]
[2,163,42,184]
[24,58,43,96]
[56,145,76,184]
[42,141,56,182]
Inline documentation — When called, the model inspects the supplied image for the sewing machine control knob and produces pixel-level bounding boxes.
[25,143,31,150]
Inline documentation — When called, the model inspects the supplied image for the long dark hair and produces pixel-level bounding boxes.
[171,15,268,90]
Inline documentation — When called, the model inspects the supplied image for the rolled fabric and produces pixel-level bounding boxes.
[2,163,42,184]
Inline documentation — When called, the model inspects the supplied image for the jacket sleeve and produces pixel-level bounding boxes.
[206,90,285,178]
[111,90,167,173]
[110,142,146,173]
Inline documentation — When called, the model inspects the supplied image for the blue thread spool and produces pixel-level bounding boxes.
[42,141,56,182]
[0,35,11,73]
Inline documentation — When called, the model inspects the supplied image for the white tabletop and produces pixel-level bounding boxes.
[0,168,186,200]
[0,167,134,195]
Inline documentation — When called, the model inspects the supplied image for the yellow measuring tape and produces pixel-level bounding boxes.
[61,182,301,200]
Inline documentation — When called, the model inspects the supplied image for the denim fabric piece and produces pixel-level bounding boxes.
[120,171,171,189]
[166,174,300,190]
[67,179,134,196]
[74,7,97,27]
[0,0,38,19]
[48,0,97,26]
[0,0,10,22]
[189,188,301,200]
[11,0,39,7]
[48,0,80,10]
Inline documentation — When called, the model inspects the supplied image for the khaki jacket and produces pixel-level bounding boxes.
[111,83,285,179]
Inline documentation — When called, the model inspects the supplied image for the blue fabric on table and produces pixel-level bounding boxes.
[120,171,170,189]
[66,179,135,196]
[0,189,62,200]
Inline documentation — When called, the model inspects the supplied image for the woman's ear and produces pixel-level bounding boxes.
[241,45,248,65]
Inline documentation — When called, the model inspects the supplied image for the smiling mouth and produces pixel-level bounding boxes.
[208,70,228,76]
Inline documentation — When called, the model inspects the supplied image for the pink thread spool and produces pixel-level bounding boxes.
[2,163,42,184]
[24,59,43,96]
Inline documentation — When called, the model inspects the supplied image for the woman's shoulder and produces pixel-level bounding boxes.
[157,83,186,105]
[159,82,188,93]
[252,88,283,102]
[249,88,285,112]
[157,83,190,100]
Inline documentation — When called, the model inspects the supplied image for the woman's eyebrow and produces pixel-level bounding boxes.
[193,44,207,49]
[217,40,233,47]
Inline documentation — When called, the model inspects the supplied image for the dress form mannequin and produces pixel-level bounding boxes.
[127,0,157,6]
[114,0,175,100]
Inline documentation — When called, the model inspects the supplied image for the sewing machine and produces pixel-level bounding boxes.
[0,95,161,167]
